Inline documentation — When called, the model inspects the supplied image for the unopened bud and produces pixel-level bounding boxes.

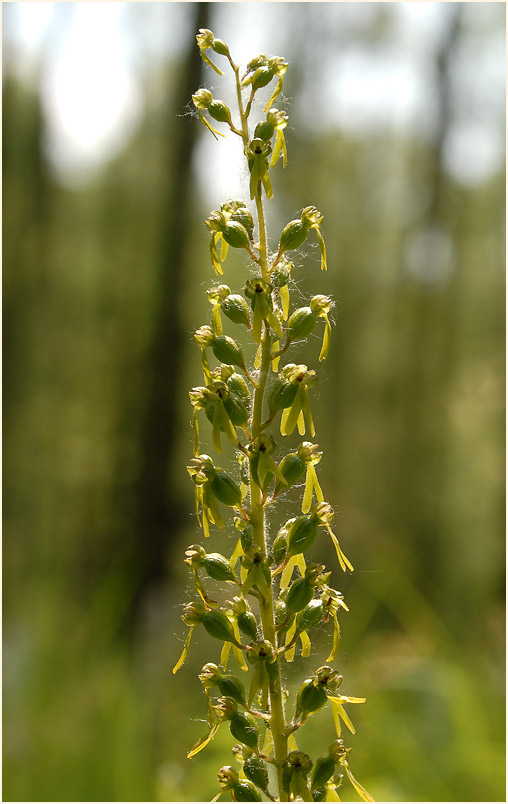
[221,294,251,327]
[211,334,245,370]
[311,756,336,791]
[243,756,269,792]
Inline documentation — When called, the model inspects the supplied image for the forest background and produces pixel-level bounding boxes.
[3,2,505,802]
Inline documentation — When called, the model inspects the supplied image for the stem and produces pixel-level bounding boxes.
[232,58,288,801]
[231,60,249,146]
[255,187,270,282]
[249,190,289,802]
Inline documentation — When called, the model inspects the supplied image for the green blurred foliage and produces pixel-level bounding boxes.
[3,4,505,802]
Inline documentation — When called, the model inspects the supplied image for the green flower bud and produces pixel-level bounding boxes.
[278,452,306,487]
[295,598,325,633]
[221,294,251,327]
[271,528,289,566]
[285,576,314,613]
[211,38,230,57]
[268,372,298,413]
[208,99,232,124]
[202,609,239,644]
[228,597,258,641]
[211,334,245,370]
[227,373,250,403]
[209,469,242,507]
[223,394,249,428]
[203,553,237,582]
[230,207,254,240]
[243,756,269,791]
[251,66,273,90]
[311,757,335,791]
[287,306,318,342]
[296,678,328,719]
[286,515,318,558]
[232,781,263,801]
[312,787,327,802]
[238,612,258,641]
[279,218,309,254]
[223,220,251,250]
[286,564,324,613]
[254,118,275,141]
[217,674,247,706]
[229,711,259,749]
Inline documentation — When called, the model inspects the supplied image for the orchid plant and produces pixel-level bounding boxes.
[173,29,374,804]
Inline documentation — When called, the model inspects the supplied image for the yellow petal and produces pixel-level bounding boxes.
[328,697,357,735]
[343,762,375,802]
[319,313,331,362]
[299,630,311,658]
[302,466,314,514]
[284,620,297,662]
[325,783,341,802]
[229,538,243,571]
[220,640,231,672]
[212,302,222,335]
[232,622,248,672]
[272,340,280,373]
[302,389,315,437]
[315,225,327,271]
[254,342,262,370]
[280,406,291,436]
[280,284,290,320]
[281,556,297,589]
[326,613,340,662]
[326,525,354,572]
[172,626,195,674]
[187,717,222,758]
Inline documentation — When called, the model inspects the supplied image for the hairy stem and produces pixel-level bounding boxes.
[249,186,288,801]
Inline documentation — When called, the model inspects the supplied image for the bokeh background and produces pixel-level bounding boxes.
[3,2,505,802]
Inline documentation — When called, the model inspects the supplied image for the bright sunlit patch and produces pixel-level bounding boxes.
[42,3,142,178]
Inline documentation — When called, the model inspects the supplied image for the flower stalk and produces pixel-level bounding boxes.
[174,28,374,804]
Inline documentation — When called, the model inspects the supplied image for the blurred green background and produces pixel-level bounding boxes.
[3,2,505,802]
